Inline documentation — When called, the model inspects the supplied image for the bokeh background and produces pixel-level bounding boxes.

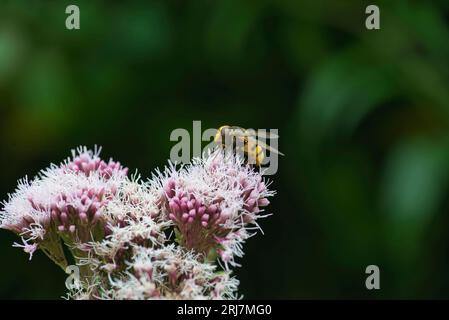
[1,0,449,299]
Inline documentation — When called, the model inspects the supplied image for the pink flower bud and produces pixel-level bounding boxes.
[79,212,88,224]
[23,215,34,225]
[258,198,270,207]
[92,211,102,224]
[169,200,180,214]
[164,179,176,198]
[51,210,59,223]
[60,212,68,225]
[207,205,217,214]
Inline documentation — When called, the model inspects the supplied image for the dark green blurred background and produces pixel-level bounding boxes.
[1,0,449,299]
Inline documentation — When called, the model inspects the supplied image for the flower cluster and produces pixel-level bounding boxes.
[0,147,127,268]
[0,147,274,299]
[78,245,238,300]
[64,147,128,178]
[156,151,273,268]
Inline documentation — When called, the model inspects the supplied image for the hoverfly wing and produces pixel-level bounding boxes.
[224,126,283,154]
[255,131,279,139]
[234,129,279,139]
[254,140,284,156]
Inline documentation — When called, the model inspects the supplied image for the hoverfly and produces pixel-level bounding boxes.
[214,125,284,167]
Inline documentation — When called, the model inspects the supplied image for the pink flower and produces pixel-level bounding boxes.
[157,149,274,267]
[0,147,128,262]
[65,146,128,178]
